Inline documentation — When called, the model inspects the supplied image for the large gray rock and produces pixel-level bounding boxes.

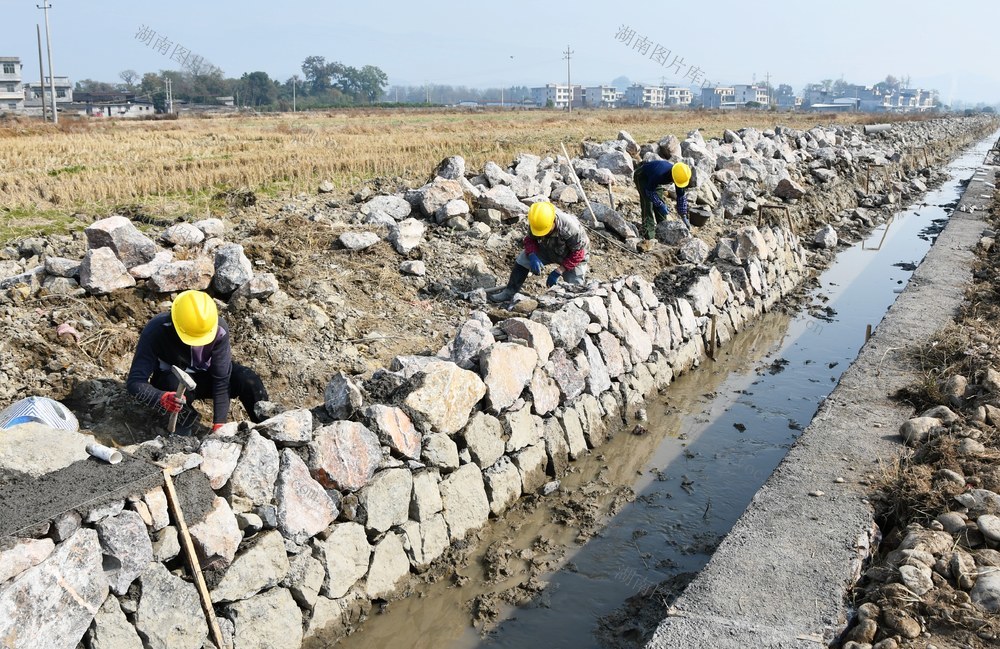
[0,423,91,478]
[85,215,158,268]
[308,421,382,492]
[198,436,242,490]
[80,247,136,295]
[87,595,144,649]
[483,457,522,515]
[972,571,1000,613]
[439,318,495,370]
[401,515,449,571]
[656,220,690,246]
[814,224,838,249]
[512,444,548,493]
[548,348,586,401]
[283,551,325,610]
[0,529,108,649]
[256,409,313,447]
[339,232,381,251]
[388,218,426,254]
[0,537,55,583]
[225,587,302,649]
[276,449,338,543]
[678,237,710,265]
[44,256,80,278]
[213,243,254,295]
[774,178,806,200]
[417,178,465,217]
[559,407,588,459]
[461,412,506,469]
[481,185,529,218]
[187,496,242,569]
[402,361,487,434]
[135,561,208,649]
[96,510,153,595]
[359,468,413,534]
[596,150,634,175]
[500,317,554,365]
[536,304,591,349]
[436,155,467,180]
[147,258,214,293]
[596,331,626,378]
[480,342,538,413]
[210,530,289,603]
[439,464,490,540]
[421,433,460,471]
[529,366,561,416]
[410,469,443,522]
[364,195,412,221]
[592,203,639,241]
[542,417,570,477]
[366,532,411,599]
[229,430,280,508]
[319,522,372,598]
[899,416,943,447]
[504,405,542,454]
[324,372,363,420]
[161,223,205,247]
[581,335,612,396]
[194,218,225,238]
[366,405,421,460]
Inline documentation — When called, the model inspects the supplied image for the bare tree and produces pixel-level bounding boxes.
[119,69,139,90]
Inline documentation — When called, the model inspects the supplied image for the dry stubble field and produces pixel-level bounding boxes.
[0,108,912,240]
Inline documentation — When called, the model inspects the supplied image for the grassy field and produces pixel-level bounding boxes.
[0,108,923,240]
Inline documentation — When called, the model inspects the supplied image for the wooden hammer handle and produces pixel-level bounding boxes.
[166,382,188,433]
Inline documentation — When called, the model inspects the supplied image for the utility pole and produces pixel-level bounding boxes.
[37,2,57,123]
[36,24,47,122]
[164,78,173,114]
[765,71,771,107]
[563,45,573,113]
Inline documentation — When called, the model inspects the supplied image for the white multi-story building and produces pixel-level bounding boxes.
[25,76,74,105]
[625,84,665,108]
[0,57,24,113]
[733,84,770,106]
[701,86,735,108]
[584,85,619,108]
[531,84,576,109]
[663,86,692,106]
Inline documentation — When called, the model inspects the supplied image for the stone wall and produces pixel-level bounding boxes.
[1,116,996,649]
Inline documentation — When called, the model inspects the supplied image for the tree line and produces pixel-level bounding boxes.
[73,55,390,111]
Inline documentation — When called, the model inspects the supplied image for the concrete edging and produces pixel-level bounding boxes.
[646,141,999,648]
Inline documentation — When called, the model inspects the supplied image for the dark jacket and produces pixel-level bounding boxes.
[126,312,233,424]
[523,210,589,270]
[634,160,688,218]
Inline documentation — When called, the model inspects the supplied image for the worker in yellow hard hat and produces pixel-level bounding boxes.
[125,290,269,434]
[632,159,692,242]
[489,201,590,303]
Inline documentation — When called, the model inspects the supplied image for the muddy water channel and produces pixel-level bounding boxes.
[335,139,995,649]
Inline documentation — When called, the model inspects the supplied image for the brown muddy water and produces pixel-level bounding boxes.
[331,137,997,649]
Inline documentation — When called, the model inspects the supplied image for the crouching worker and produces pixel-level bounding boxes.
[632,159,692,241]
[126,290,269,434]
[489,201,589,303]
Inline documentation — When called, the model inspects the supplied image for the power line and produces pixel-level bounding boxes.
[563,45,573,113]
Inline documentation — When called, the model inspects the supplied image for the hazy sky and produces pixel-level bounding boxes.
[2,0,997,103]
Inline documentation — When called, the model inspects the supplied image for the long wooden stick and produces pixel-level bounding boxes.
[161,470,225,648]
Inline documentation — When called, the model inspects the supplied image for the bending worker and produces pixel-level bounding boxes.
[490,201,589,303]
[126,290,268,433]
[632,159,692,241]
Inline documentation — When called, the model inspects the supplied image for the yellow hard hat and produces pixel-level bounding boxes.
[528,201,556,237]
[171,290,219,347]
[671,162,692,189]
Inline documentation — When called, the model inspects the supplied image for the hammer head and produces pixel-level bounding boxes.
[171,365,197,391]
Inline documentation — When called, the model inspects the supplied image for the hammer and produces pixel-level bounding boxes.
[167,365,197,433]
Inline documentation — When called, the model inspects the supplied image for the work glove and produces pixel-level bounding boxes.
[528,253,544,275]
[159,391,186,414]
[211,423,225,433]
[546,270,562,288]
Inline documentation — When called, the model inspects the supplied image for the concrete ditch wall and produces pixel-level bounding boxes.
[0,116,996,649]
